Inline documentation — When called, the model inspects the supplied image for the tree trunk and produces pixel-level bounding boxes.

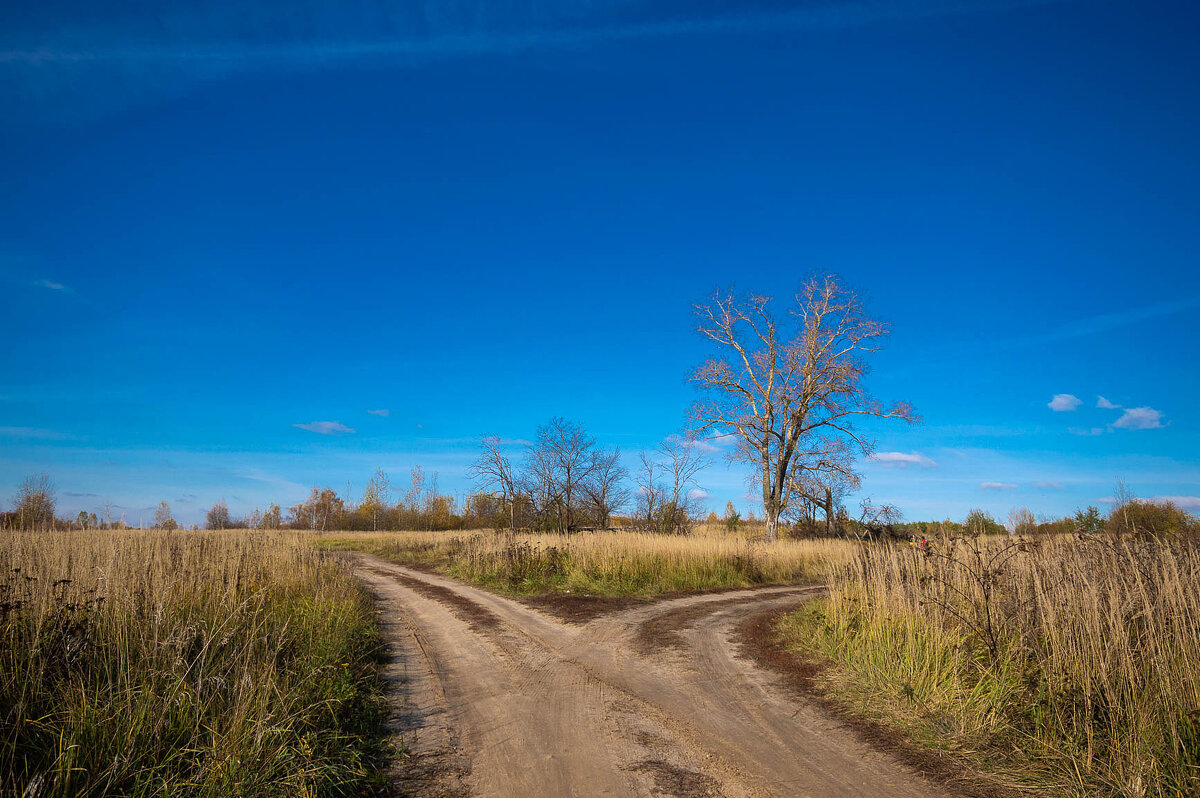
[764,511,779,542]
[824,486,834,537]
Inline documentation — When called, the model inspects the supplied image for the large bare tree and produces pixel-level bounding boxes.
[691,274,918,541]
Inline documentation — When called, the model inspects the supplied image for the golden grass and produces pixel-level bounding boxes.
[777,534,1200,797]
[0,529,386,797]
[319,528,857,597]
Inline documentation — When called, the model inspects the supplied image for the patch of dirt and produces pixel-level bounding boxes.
[634,589,807,655]
[625,759,722,798]
[519,592,649,622]
[736,606,1020,798]
[365,565,501,632]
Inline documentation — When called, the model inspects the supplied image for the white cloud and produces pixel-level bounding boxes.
[980,482,1019,491]
[1112,407,1164,431]
[366,408,390,417]
[867,451,937,468]
[1068,427,1105,437]
[293,421,356,435]
[687,489,709,502]
[1151,496,1200,510]
[1096,396,1119,409]
[1048,394,1082,412]
[1034,481,1064,490]
[35,278,69,292]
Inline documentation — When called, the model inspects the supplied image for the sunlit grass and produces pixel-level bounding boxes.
[320,528,856,597]
[777,534,1200,797]
[0,529,387,797]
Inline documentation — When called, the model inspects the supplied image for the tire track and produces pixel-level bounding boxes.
[355,554,955,798]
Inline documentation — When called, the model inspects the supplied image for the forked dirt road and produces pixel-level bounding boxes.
[353,554,955,798]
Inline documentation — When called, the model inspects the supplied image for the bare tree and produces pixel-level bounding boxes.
[520,440,563,531]
[14,474,56,529]
[362,467,391,531]
[634,452,663,531]
[525,417,595,532]
[658,434,712,534]
[206,500,231,530]
[582,447,630,530]
[1008,507,1036,536]
[470,435,518,530]
[691,275,918,541]
[153,501,177,530]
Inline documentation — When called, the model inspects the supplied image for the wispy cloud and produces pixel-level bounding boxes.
[1024,296,1200,347]
[1068,427,1104,437]
[980,481,1019,490]
[34,278,70,292]
[1048,394,1081,412]
[1112,407,1164,431]
[366,408,390,417]
[293,420,356,435]
[1153,496,1200,510]
[1,0,1072,77]
[0,426,75,440]
[1034,481,1063,490]
[1096,396,1119,409]
[867,451,937,467]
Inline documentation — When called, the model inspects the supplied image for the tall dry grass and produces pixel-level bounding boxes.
[0,529,386,798]
[321,529,856,596]
[779,533,1200,796]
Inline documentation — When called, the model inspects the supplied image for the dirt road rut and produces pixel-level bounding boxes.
[354,555,953,798]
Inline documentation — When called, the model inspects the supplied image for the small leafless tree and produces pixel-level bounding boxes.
[525,417,595,532]
[691,274,918,541]
[582,447,630,530]
[206,500,230,530]
[659,434,712,534]
[634,452,663,531]
[13,474,56,529]
[470,435,518,530]
[153,501,177,530]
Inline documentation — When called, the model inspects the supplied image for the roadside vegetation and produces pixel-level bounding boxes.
[321,528,856,597]
[776,498,1200,797]
[0,529,388,798]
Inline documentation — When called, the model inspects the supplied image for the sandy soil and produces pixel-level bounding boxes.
[353,554,956,798]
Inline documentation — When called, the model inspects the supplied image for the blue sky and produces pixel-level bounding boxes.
[2,0,1198,526]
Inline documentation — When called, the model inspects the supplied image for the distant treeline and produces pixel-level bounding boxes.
[4,462,1197,540]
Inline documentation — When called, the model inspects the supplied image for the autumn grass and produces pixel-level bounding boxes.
[319,528,856,597]
[0,529,388,798]
[776,534,1200,797]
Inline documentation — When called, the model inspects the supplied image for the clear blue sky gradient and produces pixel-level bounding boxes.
[2,0,1198,525]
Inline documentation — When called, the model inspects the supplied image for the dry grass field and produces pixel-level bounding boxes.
[777,533,1200,797]
[319,527,858,597]
[0,529,386,798]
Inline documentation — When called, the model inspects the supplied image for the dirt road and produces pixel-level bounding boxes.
[354,555,955,798]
